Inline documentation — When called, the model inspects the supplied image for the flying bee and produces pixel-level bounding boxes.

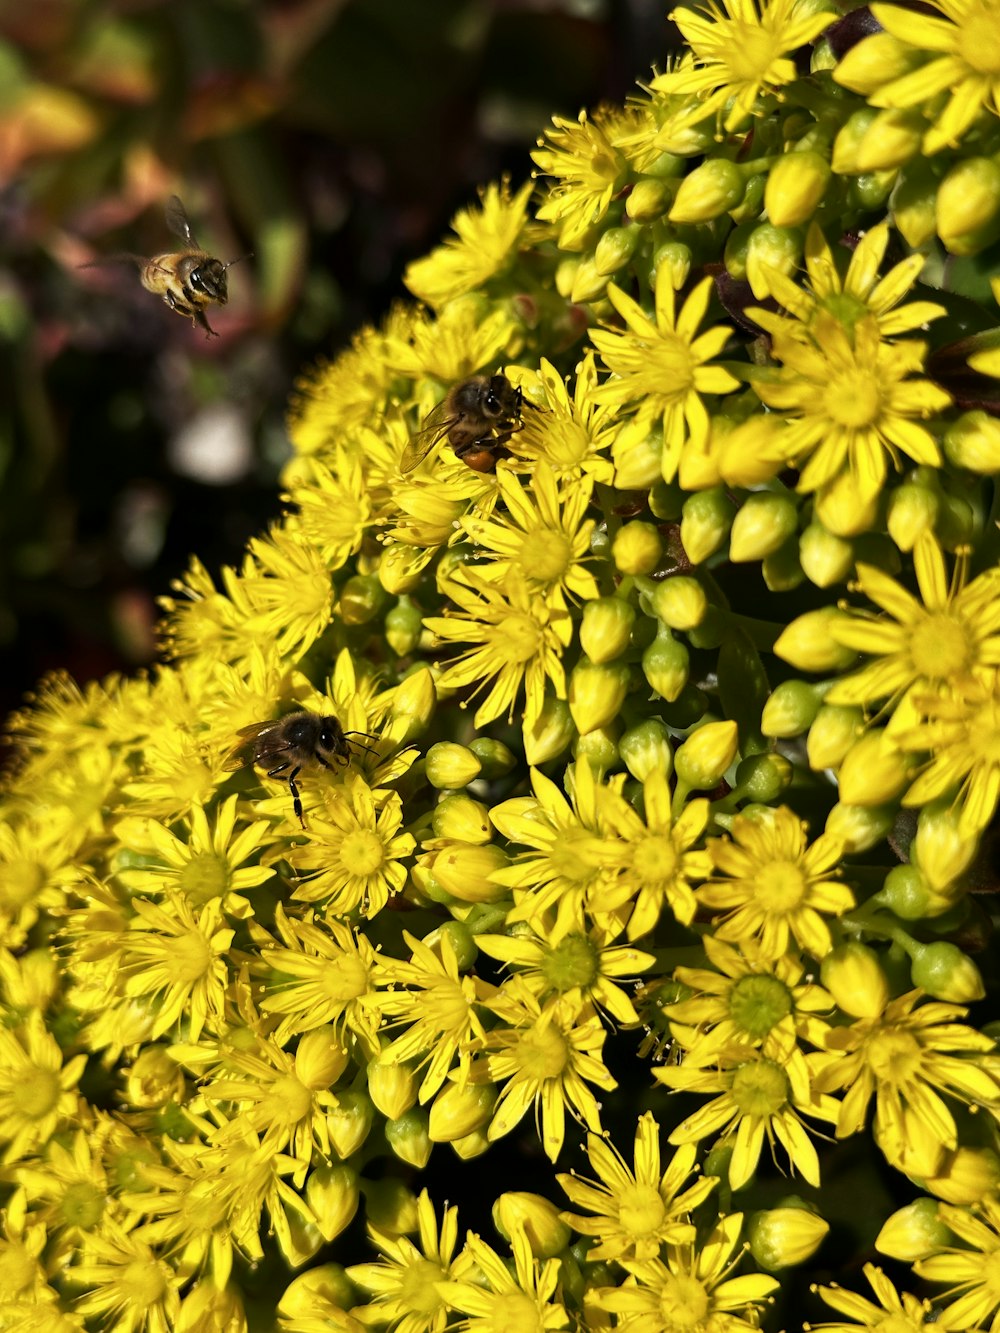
[224,711,377,827]
[81,195,249,337]
[400,373,525,474]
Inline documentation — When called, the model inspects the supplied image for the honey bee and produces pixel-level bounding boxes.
[224,711,376,827]
[400,373,525,474]
[82,196,249,337]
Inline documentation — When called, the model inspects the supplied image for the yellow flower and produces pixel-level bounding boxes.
[439,1226,570,1331]
[590,273,739,482]
[654,0,834,134]
[593,1213,780,1331]
[507,355,616,485]
[557,1113,716,1262]
[72,1219,181,1333]
[811,1261,932,1333]
[0,1013,86,1166]
[424,571,570,728]
[698,806,854,961]
[288,450,373,572]
[913,1196,1000,1331]
[243,525,336,661]
[752,312,951,501]
[532,108,631,250]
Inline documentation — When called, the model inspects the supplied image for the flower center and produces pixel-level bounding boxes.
[542,933,599,992]
[723,25,783,83]
[174,928,213,983]
[729,974,792,1039]
[491,1288,546,1333]
[120,1256,168,1308]
[865,1028,922,1084]
[0,1241,37,1295]
[417,977,470,1030]
[495,613,543,664]
[179,851,230,904]
[518,529,572,584]
[658,1272,711,1328]
[340,831,385,876]
[12,1067,60,1121]
[517,1024,569,1080]
[754,860,807,913]
[825,369,881,427]
[60,1181,106,1231]
[0,859,45,909]
[263,1074,312,1124]
[652,336,697,400]
[321,954,369,1003]
[730,1058,789,1117]
[909,613,974,680]
[957,11,1000,74]
[632,834,678,884]
[618,1182,667,1239]
[400,1257,448,1315]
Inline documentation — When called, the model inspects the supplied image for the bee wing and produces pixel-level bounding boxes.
[164,195,198,247]
[399,401,458,474]
[78,253,146,271]
[222,719,281,771]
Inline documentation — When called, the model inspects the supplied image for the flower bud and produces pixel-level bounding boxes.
[821,941,888,1018]
[642,626,690,701]
[733,752,792,803]
[807,704,863,770]
[815,470,880,537]
[674,720,739,790]
[612,521,663,575]
[837,731,913,804]
[876,1198,952,1261]
[523,695,575,765]
[909,941,985,1003]
[340,574,389,626]
[619,719,674,783]
[825,801,895,854]
[626,176,675,223]
[432,793,491,844]
[580,596,636,663]
[944,411,1000,473]
[429,842,510,904]
[922,1147,1000,1206]
[892,160,940,249]
[613,427,662,489]
[887,480,940,552]
[384,596,424,657]
[569,659,630,735]
[834,32,919,95]
[831,107,877,174]
[390,667,436,741]
[327,1091,374,1159]
[937,157,1000,256]
[420,920,478,972]
[594,224,640,276]
[651,577,707,631]
[573,724,620,773]
[729,492,798,562]
[428,1081,496,1141]
[912,799,979,891]
[856,108,923,172]
[425,742,482,789]
[493,1193,571,1258]
[125,1046,185,1109]
[762,541,805,592]
[464,738,514,782]
[669,158,746,223]
[774,607,857,674]
[279,1265,358,1321]
[764,151,831,227]
[745,224,802,299]
[306,1165,359,1242]
[799,523,853,587]
[651,240,692,290]
[451,1128,491,1159]
[367,1056,418,1121]
[295,1027,349,1090]
[761,680,823,738]
[363,1179,419,1236]
[570,257,609,304]
[747,1202,829,1270]
[555,257,580,299]
[385,1108,433,1169]
[379,544,433,595]
[681,486,736,563]
[878,863,956,921]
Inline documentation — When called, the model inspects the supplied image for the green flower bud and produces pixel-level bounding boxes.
[674,720,739,789]
[295,1027,349,1090]
[728,171,765,225]
[651,576,707,631]
[612,520,663,575]
[938,158,1000,256]
[642,625,690,701]
[937,492,975,548]
[831,107,878,175]
[569,659,630,735]
[649,478,685,520]
[762,541,805,592]
[912,799,979,892]
[669,158,746,223]
[876,1198,953,1261]
[748,1202,829,1271]
[306,1164,359,1242]
[279,1265,357,1320]
[834,31,920,95]
[619,718,674,782]
[848,169,895,213]
[837,731,913,804]
[523,695,575,765]
[390,667,437,741]
[723,219,755,279]
[425,742,482,789]
[807,704,863,771]
[580,596,636,663]
[825,801,896,854]
[626,176,676,223]
[944,411,1000,473]
[379,543,433,595]
[745,223,802,299]
[761,680,823,738]
[327,1091,374,1159]
[573,723,620,773]
[555,257,580,299]
[432,793,491,844]
[651,240,692,290]
[362,1179,419,1236]
[799,523,853,587]
[430,842,510,904]
[467,736,516,779]
[613,429,662,489]
[570,256,609,304]
[493,1193,571,1258]
[680,488,734,564]
[910,941,985,1003]
[419,920,478,971]
[367,1055,418,1121]
[764,151,831,227]
[887,479,940,551]
[594,224,640,275]
[729,492,798,562]
[774,607,857,673]
[878,863,951,921]
[857,108,923,172]
[821,941,889,1018]
[428,1081,496,1142]
[340,574,389,625]
[892,160,940,249]
[733,752,792,803]
[385,1108,433,1169]
[385,596,424,656]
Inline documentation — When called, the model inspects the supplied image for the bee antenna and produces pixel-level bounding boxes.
[224,253,253,272]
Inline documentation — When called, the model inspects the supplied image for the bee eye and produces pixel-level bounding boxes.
[319,727,336,749]
[485,391,501,414]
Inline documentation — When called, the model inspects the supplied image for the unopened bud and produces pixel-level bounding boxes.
[367,1056,418,1121]
[821,941,888,1018]
[733,752,792,803]
[837,731,913,804]
[825,801,895,854]
[799,523,853,587]
[379,544,432,595]
[831,107,878,174]
[279,1265,358,1321]
[425,742,481,789]
[385,1108,433,1169]
[909,942,985,1003]
[944,411,1000,473]
[764,151,831,227]
[573,724,620,773]
[762,680,823,738]
[762,542,805,592]
[807,704,863,770]
[594,225,640,276]
[815,470,880,537]
[570,257,609,304]
[125,1047,185,1109]
[306,1165,359,1242]
[747,1202,829,1271]
[580,597,636,663]
[729,492,798,562]
[523,695,575,765]
[432,793,492,844]
[642,626,690,701]
[681,486,736,563]
[892,160,940,249]
[385,596,423,656]
[295,1027,349,1090]
[619,719,674,783]
[569,659,630,735]
[745,224,802,299]
[670,158,746,223]
[911,799,979,891]
[494,1193,571,1258]
[922,1147,1000,1206]
[651,577,707,631]
[363,1179,419,1236]
[674,720,739,789]
[626,176,675,223]
[652,240,692,290]
[774,607,857,673]
[428,1081,496,1141]
[938,157,1000,256]
[327,1091,374,1159]
[887,480,940,551]
[451,1128,491,1159]
[390,667,436,741]
[612,521,663,575]
[340,574,389,626]
[857,107,923,172]
[878,863,955,921]
[468,737,517,779]
[430,842,510,904]
[876,1198,952,1261]
[834,31,919,95]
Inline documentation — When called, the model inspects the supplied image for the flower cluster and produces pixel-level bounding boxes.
[4,1,1000,1329]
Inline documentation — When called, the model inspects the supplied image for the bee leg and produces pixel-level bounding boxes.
[267,761,304,827]
[192,306,219,339]
[315,754,334,771]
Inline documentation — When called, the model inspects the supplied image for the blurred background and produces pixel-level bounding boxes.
[0,0,672,727]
